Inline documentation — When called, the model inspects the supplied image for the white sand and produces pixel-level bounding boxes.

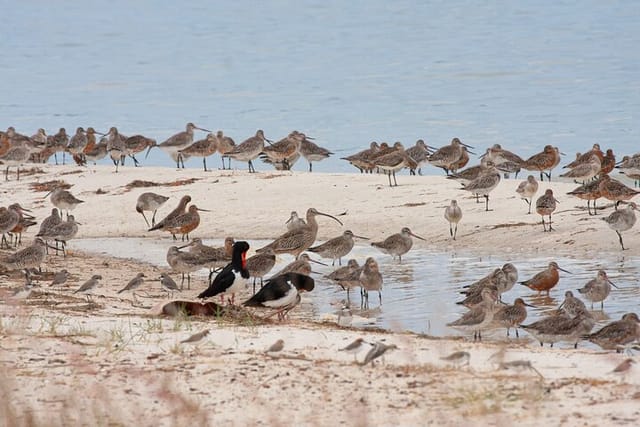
[1,164,640,426]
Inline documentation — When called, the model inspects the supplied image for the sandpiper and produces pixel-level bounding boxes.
[339,337,369,362]
[226,129,271,173]
[146,123,211,168]
[270,253,325,277]
[45,187,84,219]
[166,246,204,289]
[325,259,362,302]
[444,200,462,240]
[493,298,534,338]
[598,174,640,209]
[154,204,209,241]
[215,130,236,169]
[577,270,618,309]
[258,208,343,259]
[160,273,181,297]
[266,339,285,353]
[447,287,498,341]
[359,257,383,308]
[535,189,559,231]
[522,145,560,181]
[360,342,398,366]
[583,313,640,352]
[50,269,70,287]
[150,195,192,239]
[341,141,380,173]
[559,290,587,317]
[300,137,333,172]
[560,156,601,183]
[406,139,434,175]
[371,227,425,261]
[601,202,637,250]
[117,272,146,295]
[440,351,471,367]
[73,274,103,302]
[519,261,570,295]
[181,329,210,344]
[428,138,473,175]
[515,175,539,214]
[285,211,307,231]
[178,132,218,171]
[0,238,48,284]
[308,230,367,266]
[123,134,156,166]
[373,142,418,187]
[521,311,595,348]
[245,247,277,292]
[567,177,602,216]
[37,215,80,257]
[461,165,501,211]
[136,192,170,227]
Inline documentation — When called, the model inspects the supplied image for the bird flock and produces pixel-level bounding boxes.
[1,124,640,356]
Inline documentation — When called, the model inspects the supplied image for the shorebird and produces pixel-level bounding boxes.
[497,360,544,378]
[447,287,498,341]
[29,128,48,163]
[577,270,618,309]
[515,175,539,214]
[37,215,80,256]
[258,208,343,259]
[270,253,325,277]
[447,146,472,175]
[198,241,250,304]
[266,339,285,353]
[37,208,61,253]
[181,329,210,344]
[519,262,570,295]
[616,155,640,186]
[600,149,616,176]
[10,210,37,247]
[1,140,32,180]
[360,257,383,307]
[567,177,602,216]
[373,142,418,187]
[601,202,637,250]
[461,165,501,211]
[560,156,601,183]
[66,127,88,163]
[564,144,603,169]
[325,259,362,302]
[444,200,462,240]
[360,342,398,366]
[481,144,525,178]
[73,274,103,302]
[160,273,181,297]
[341,141,380,173]
[83,129,108,165]
[44,187,84,219]
[155,204,208,241]
[178,133,218,171]
[521,311,595,348]
[146,123,211,168]
[339,338,369,362]
[226,129,271,173]
[428,138,473,175]
[47,128,69,165]
[0,238,48,284]
[105,126,127,171]
[243,272,315,320]
[446,161,492,194]
[522,145,560,181]
[371,227,425,261]
[535,189,559,231]
[308,230,367,266]
[0,204,32,248]
[440,351,471,367]
[215,130,236,169]
[598,174,640,209]
[583,313,640,352]
[117,273,146,295]
[285,211,307,231]
[493,298,534,338]
[300,137,333,172]
[136,192,170,227]
[245,247,277,292]
[261,131,304,171]
[559,291,587,317]
[166,246,204,289]
[148,195,192,239]
[183,237,234,277]
[406,139,434,175]
[50,269,70,287]
[122,134,156,166]
[610,359,635,380]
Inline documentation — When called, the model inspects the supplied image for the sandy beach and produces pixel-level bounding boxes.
[2,164,640,426]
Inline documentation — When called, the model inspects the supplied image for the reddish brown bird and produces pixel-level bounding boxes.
[599,174,640,209]
[519,262,571,295]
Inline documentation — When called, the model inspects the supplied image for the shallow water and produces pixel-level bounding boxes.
[2,1,639,173]
[73,237,640,347]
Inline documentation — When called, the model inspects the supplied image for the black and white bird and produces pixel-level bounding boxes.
[243,272,315,320]
[197,241,250,305]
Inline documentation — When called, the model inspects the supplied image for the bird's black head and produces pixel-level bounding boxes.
[288,273,315,292]
[232,241,251,271]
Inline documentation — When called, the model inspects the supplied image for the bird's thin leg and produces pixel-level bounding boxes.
[141,212,150,228]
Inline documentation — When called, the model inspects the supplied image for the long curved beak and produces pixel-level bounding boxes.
[409,231,426,241]
[558,267,572,274]
[608,279,619,289]
[316,211,344,226]
[461,142,474,149]
[523,301,536,308]
[196,126,211,132]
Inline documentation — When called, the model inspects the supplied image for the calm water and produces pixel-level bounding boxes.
[73,238,640,347]
[2,1,639,173]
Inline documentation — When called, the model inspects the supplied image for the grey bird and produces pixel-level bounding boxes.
[360,342,398,366]
[181,329,210,343]
[441,351,471,367]
[339,337,369,361]
[118,272,146,294]
[160,273,181,296]
[50,269,70,286]
[266,339,285,353]
[73,274,103,301]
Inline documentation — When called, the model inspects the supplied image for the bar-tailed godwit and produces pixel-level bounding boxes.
[444,200,462,240]
[601,202,637,250]
[519,261,570,295]
[515,175,539,214]
[535,189,559,231]
[226,129,271,173]
[493,298,534,337]
[371,227,425,261]
[577,270,618,309]
[583,313,640,352]
[308,230,367,266]
[136,192,170,227]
